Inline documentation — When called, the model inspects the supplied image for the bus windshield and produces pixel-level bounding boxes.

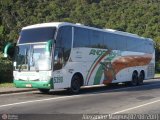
[18,27,56,44]
[14,27,56,71]
[14,44,52,71]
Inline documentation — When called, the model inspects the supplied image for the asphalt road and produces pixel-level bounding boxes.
[0,79,160,120]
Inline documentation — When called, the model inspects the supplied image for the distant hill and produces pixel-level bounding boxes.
[0,0,160,51]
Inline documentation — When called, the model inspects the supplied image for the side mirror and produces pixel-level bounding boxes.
[4,43,16,59]
[45,40,54,54]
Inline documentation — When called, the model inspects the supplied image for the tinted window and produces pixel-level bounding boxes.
[54,26,72,70]
[90,30,104,48]
[74,27,90,47]
[137,39,145,52]
[145,41,154,53]
[74,27,106,49]
[127,37,146,53]
[104,33,117,50]
[72,26,153,53]
[19,27,56,44]
[56,26,72,49]
[127,37,138,51]
[115,35,127,50]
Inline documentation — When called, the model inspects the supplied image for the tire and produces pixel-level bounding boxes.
[129,72,138,86]
[69,75,81,94]
[38,89,50,94]
[138,72,144,85]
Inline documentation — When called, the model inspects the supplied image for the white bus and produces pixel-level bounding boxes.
[4,22,155,94]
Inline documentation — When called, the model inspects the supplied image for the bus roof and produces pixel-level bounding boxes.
[22,22,63,30]
[22,22,153,42]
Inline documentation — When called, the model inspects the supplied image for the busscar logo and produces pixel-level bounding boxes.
[2,114,8,120]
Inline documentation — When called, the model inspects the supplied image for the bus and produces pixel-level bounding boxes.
[4,22,155,94]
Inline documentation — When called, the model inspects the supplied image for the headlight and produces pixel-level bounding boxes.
[13,72,19,80]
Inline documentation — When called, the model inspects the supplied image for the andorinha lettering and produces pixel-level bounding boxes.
[89,49,107,56]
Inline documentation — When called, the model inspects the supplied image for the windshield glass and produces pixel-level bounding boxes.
[18,27,56,44]
[14,27,56,71]
[14,44,52,71]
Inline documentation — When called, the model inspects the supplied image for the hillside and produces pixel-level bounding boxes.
[0,0,160,50]
[0,0,160,82]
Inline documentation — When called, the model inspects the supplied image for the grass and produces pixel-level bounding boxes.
[0,83,14,88]
[155,73,160,78]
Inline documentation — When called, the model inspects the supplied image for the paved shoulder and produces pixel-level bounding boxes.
[0,87,37,94]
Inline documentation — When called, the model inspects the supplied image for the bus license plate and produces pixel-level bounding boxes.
[26,84,32,87]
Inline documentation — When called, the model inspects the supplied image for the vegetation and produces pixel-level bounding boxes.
[0,0,160,83]
[0,83,14,88]
[0,52,12,83]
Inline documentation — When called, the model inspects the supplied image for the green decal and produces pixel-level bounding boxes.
[87,50,109,85]
[45,40,52,53]
[93,51,120,84]
[89,49,96,55]
[87,50,121,85]
[93,64,103,85]
[14,78,53,89]
[85,53,102,84]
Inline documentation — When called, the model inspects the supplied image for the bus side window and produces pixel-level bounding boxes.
[54,48,63,70]
[54,26,72,70]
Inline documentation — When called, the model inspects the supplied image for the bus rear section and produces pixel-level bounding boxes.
[66,25,155,89]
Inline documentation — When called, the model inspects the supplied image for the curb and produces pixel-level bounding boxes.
[153,77,160,79]
[0,78,160,95]
[0,89,38,95]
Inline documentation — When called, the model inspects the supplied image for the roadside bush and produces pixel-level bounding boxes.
[155,62,160,73]
[0,52,13,83]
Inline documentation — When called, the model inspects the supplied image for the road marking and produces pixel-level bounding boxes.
[113,99,160,114]
[0,81,160,108]
[0,95,81,108]
[0,91,38,97]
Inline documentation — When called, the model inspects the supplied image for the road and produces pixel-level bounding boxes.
[0,79,160,120]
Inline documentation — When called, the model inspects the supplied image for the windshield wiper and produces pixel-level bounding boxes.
[30,48,39,72]
[18,48,28,72]
[18,57,24,72]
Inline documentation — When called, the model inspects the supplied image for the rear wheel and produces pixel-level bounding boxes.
[128,72,138,86]
[38,89,50,94]
[138,71,144,85]
[69,75,81,94]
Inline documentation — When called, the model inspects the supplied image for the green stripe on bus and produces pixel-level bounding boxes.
[86,51,110,85]
[85,55,101,84]
[14,79,53,89]
[93,64,103,85]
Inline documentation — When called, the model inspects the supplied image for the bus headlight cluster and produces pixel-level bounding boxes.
[40,76,51,81]
[13,72,19,80]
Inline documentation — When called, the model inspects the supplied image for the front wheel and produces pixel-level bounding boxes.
[38,89,50,94]
[69,75,81,94]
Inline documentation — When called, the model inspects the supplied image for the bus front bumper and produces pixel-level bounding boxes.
[14,79,53,89]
